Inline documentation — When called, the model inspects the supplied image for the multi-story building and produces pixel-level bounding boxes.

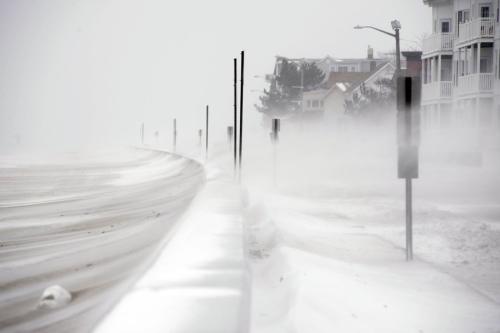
[422,0,500,131]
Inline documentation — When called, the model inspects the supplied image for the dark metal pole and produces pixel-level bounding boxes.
[239,51,244,175]
[395,29,401,78]
[234,58,238,173]
[406,178,413,260]
[206,105,209,159]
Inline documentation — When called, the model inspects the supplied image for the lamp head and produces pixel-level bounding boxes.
[391,20,401,30]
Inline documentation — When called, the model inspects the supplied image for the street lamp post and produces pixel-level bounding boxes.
[355,21,418,262]
[354,20,402,77]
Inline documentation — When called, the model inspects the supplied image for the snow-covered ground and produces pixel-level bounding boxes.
[0,148,204,332]
[238,120,500,333]
[95,155,250,333]
[2,118,500,333]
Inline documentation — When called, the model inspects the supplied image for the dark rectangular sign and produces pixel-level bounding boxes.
[397,76,421,179]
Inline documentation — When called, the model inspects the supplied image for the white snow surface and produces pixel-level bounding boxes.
[2,117,500,333]
[0,148,204,332]
[98,119,500,333]
[95,155,250,333]
[239,121,500,333]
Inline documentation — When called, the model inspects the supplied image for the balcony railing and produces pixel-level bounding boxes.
[422,33,454,55]
[422,81,453,102]
[456,73,494,96]
[457,18,495,45]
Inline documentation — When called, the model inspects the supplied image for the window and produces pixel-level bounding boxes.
[480,57,489,73]
[496,50,498,78]
[312,100,319,108]
[481,5,491,18]
[498,52,500,80]
[441,20,451,33]
[307,100,311,107]
[338,66,348,72]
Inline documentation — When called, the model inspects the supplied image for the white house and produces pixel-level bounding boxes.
[301,62,396,120]
[422,0,500,130]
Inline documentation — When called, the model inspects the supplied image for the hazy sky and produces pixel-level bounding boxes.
[0,0,431,154]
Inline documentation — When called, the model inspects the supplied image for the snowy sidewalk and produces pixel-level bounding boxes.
[95,172,250,333]
[245,193,500,333]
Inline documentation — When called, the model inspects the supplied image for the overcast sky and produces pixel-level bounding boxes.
[0,0,431,154]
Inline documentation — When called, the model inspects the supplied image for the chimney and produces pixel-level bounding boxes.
[367,45,376,72]
[402,51,423,77]
[367,45,374,59]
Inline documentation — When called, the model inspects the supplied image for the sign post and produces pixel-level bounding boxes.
[271,118,280,186]
[397,76,421,261]
[227,126,234,146]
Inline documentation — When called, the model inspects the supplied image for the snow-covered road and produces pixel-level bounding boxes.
[0,149,204,333]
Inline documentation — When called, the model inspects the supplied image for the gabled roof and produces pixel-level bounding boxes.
[348,62,396,93]
[325,62,390,93]
[305,61,395,101]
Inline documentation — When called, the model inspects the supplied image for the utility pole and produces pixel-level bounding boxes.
[395,27,401,78]
[205,105,209,159]
[239,50,244,178]
[234,58,238,174]
[173,118,177,153]
[300,59,304,113]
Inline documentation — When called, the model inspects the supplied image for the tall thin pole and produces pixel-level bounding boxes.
[239,51,244,175]
[406,178,413,260]
[300,59,304,112]
[173,118,177,153]
[141,123,144,145]
[205,105,209,159]
[233,58,238,173]
[404,76,413,261]
[395,28,401,78]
